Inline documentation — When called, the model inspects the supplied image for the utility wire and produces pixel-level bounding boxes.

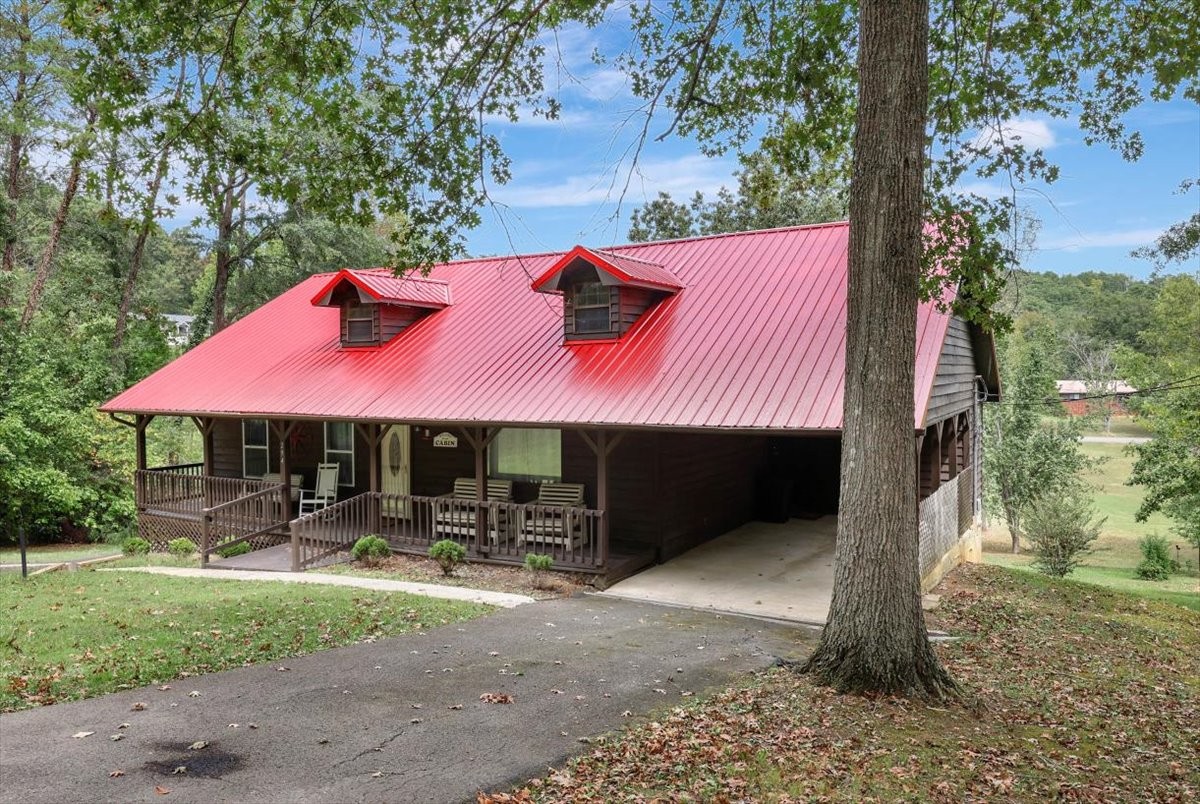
[986,373,1200,408]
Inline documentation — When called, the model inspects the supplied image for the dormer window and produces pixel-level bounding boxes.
[311,269,451,348]
[572,282,612,334]
[344,303,377,344]
[533,245,682,343]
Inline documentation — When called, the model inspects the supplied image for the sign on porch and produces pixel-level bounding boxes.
[432,432,459,448]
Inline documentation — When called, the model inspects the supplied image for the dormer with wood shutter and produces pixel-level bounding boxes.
[311,269,451,348]
[531,245,682,341]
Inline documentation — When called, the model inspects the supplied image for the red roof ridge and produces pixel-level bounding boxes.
[600,219,850,253]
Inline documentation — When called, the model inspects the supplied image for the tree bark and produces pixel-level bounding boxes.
[212,179,235,332]
[2,6,31,283]
[19,107,97,330]
[801,0,956,697]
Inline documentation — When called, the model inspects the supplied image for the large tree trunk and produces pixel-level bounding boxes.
[2,7,31,284]
[19,108,97,330]
[802,0,955,698]
[212,181,235,333]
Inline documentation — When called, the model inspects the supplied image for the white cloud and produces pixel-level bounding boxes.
[483,107,596,129]
[496,153,735,209]
[974,117,1057,152]
[1038,227,1162,252]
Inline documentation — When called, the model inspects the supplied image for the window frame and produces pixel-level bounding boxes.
[571,282,612,335]
[242,419,270,479]
[324,421,356,487]
[343,302,378,346]
[488,428,562,482]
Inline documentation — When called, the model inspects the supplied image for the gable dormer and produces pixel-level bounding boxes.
[532,245,682,341]
[311,269,450,348]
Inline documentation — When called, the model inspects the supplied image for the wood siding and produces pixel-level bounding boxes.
[210,418,372,497]
[925,317,978,425]
[379,305,424,342]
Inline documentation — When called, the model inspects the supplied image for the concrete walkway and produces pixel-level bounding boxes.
[0,596,811,804]
[602,517,836,624]
[105,566,535,608]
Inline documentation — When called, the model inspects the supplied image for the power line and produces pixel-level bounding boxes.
[988,373,1200,407]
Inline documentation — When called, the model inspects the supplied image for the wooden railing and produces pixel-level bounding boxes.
[290,492,607,572]
[199,484,290,567]
[147,462,203,476]
[136,469,279,516]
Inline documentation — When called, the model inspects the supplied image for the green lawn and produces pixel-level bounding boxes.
[983,441,1199,607]
[1080,415,1153,439]
[511,565,1200,802]
[0,569,491,712]
[0,544,121,565]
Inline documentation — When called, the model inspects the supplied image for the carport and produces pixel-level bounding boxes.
[601,517,837,625]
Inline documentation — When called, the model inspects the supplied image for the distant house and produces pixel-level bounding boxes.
[161,314,195,347]
[1056,379,1136,416]
[102,223,1000,589]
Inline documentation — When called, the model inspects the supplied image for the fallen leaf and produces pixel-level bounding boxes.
[72,731,95,739]
[479,692,513,704]
[187,691,201,698]
[118,722,131,729]
[108,770,124,778]
[622,711,632,717]
[172,766,187,775]
[276,666,290,672]
[110,734,124,741]
[227,723,238,729]
[371,771,383,778]
[131,703,147,711]
[187,741,208,750]
[157,685,171,691]
[448,704,463,710]
[410,718,423,724]
[154,786,170,795]
[247,723,258,729]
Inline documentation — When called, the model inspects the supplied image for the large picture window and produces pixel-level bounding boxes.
[324,421,355,486]
[489,428,561,481]
[242,419,269,478]
[572,282,610,334]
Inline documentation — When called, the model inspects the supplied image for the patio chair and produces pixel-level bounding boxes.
[518,482,587,550]
[298,463,340,515]
[433,477,514,543]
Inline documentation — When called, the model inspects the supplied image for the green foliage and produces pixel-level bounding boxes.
[121,536,150,555]
[1024,487,1105,578]
[351,535,391,565]
[166,538,194,557]
[215,539,252,559]
[428,539,466,577]
[1135,534,1178,581]
[628,150,847,242]
[985,322,1091,550]
[524,553,554,573]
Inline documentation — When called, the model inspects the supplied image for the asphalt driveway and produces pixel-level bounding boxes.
[0,594,812,804]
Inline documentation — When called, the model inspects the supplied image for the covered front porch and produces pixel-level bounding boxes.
[125,415,649,581]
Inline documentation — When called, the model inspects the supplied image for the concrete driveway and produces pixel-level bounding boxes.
[602,517,837,624]
[0,595,812,804]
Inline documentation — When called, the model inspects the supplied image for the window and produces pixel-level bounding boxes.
[489,428,561,481]
[572,282,610,334]
[344,303,376,344]
[242,419,269,478]
[324,421,355,486]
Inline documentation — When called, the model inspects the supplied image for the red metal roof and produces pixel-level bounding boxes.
[103,223,962,431]
[311,269,451,308]
[531,245,683,293]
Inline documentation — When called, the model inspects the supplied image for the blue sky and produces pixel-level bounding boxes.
[460,21,1199,279]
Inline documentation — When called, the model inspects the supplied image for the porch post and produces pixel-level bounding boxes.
[596,430,609,567]
[273,420,295,524]
[135,414,152,471]
[192,417,216,476]
[356,423,384,535]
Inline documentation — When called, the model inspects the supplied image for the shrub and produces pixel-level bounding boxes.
[429,539,466,576]
[1135,533,1177,581]
[215,539,252,559]
[167,538,195,557]
[1023,488,1104,578]
[352,535,391,566]
[122,536,151,556]
[524,553,555,590]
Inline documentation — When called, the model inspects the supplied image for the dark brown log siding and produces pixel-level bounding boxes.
[210,418,371,496]
[925,317,978,425]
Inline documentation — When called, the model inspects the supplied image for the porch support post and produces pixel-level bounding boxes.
[581,429,623,567]
[355,423,383,494]
[915,432,924,504]
[134,414,152,471]
[192,417,216,476]
[271,420,298,524]
[461,427,499,555]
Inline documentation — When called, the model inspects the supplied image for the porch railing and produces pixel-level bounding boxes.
[199,484,290,567]
[289,492,607,572]
[135,469,280,516]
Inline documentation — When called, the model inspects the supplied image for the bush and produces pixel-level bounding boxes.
[167,538,195,557]
[352,535,391,566]
[215,539,252,559]
[122,536,151,556]
[524,553,555,590]
[1023,488,1104,578]
[1135,533,1177,581]
[429,539,466,576]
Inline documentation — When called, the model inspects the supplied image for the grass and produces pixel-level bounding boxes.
[1080,414,1152,439]
[0,568,491,712]
[503,565,1200,802]
[0,543,121,565]
[983,441,1199,606]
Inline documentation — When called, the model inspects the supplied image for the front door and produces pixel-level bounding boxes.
[381,425,411,517]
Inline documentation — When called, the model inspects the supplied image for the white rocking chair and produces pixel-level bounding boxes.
[298,463,340,515]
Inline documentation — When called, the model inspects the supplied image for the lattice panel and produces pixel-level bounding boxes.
[137,513,288,553]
